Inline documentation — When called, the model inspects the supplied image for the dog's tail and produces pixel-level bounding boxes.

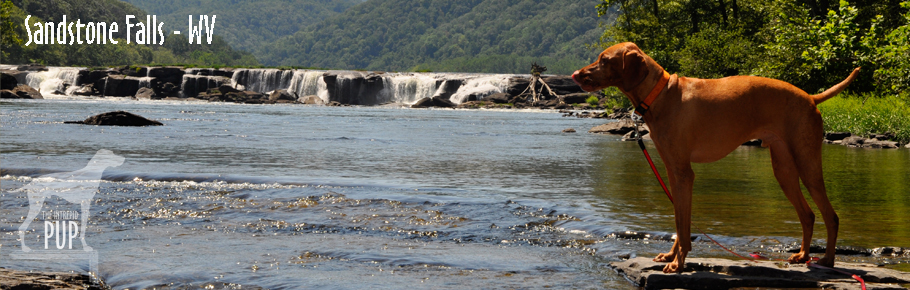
[811,67,861,105]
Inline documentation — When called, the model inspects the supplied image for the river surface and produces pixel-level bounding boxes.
[1,98,908,289]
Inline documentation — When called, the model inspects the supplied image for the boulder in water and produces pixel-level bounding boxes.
[269,89,297,102]
[300,95,325,105]
[65,111,163,126]
[1,85,43,99]
[1,70,20,90]
[134,87,158,100]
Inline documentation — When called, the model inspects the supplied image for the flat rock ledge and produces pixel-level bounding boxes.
[610,257,910,290]
[0,268,103,290]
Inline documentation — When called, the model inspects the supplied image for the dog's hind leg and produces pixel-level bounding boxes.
[19,192,46,252]
[794,142,838,267]
[770,143,816,264]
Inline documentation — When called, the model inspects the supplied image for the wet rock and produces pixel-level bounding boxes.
[65,111,163,126]
[134,87,158,99]
[561,92,591,104]
[411,97,434,108]
[563,128,576,133]
[872,247,909,257]
[432,79,464,100]
[147,66,185,85]
[611,257,910,290]
[432,96,456,108]
[72,84,96,96]
[300,95,325,105]
[825,132,852,141]
[181,75,231,98]
[77,69,111,86]
[870,132,895,141]
[0,268,103,290]
[269,89,297,102]
[589,120,641,135]
[16,63,47,71]
[842,136,899,149]
[1,70,19,90]
[322,72,387,105]
[410,96,456,108]
[483,92,511,104]
[102,75,142,97]
[153,82,180,98]
[118,65,148,77]
[2,85,43,99]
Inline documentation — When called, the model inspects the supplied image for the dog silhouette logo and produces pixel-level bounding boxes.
[16,149,125,252]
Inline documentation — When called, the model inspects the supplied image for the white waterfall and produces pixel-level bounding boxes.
[231,69,295,93]
[381,73,443,104]
[449,74,514,104]
[24,67,82,95]
[288,70,328,102]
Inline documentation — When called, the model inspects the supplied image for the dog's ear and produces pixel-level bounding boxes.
[621,49,649,92]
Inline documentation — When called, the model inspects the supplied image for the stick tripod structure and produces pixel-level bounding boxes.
[519,63,558,102]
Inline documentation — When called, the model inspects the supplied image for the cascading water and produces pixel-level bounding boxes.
[288,70,328,102]
[449,74,514,104]
[7,65,522,105]
[24,67,82,96]
[381,73,443,104]
[231,69,295,93]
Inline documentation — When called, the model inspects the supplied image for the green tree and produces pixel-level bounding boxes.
[1,0,24,61]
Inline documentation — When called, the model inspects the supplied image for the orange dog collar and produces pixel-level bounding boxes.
[635,70,671,115]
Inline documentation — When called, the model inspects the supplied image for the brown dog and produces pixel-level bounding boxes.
[572,42,860,273]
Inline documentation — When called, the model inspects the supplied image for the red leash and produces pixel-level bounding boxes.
[634,131,866,289]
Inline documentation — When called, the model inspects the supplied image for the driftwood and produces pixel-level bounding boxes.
[519,63,558,102]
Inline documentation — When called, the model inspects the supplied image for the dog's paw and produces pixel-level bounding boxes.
[653,252,676,262]
[788,252,810,264]
[662,261,683,273]
[815,256,835,267]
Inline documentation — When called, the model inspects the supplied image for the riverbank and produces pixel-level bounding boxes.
[819,93,910,145]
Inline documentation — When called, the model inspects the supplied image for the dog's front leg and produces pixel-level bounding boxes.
[662,162,694,273]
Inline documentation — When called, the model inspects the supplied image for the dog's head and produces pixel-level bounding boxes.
[572,42,650,93]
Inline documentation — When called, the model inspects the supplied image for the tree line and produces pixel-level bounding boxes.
[597,0,910,95]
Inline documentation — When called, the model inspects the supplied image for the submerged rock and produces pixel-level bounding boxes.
[0,268,103,290]
[66,111,163,126]
[611,257,910,290]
